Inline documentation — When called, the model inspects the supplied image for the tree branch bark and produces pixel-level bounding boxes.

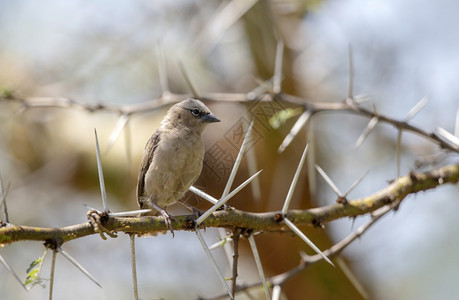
[1,163,457,245]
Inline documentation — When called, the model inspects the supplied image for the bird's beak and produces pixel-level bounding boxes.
[201,113,220,123]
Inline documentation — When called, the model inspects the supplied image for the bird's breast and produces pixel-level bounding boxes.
[144,132,204,207]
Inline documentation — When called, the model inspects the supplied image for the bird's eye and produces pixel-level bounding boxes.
[191,108,201,117]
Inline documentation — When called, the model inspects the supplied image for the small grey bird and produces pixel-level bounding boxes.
[136,98,220,235]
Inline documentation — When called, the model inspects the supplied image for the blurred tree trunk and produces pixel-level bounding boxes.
[234,2,367,298]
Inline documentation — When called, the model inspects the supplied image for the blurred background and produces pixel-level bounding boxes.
[0,0,458,299]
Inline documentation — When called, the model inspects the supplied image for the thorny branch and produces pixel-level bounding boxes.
[1,163,457,244]
[1,90,458,299]
[204,199,399,300]
[2,91,458,153]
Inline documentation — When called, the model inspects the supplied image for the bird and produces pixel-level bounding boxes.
[136,98,220,236]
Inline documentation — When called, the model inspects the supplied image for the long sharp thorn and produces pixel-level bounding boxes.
[283,218,334,267]
[315,165,343,198]
[179,61,199,98]
[281,142,310,214]
[195,229,233,299]
[455,108,459,137]
[348,44,354,99]
[189,186,218,205]
[49,250,57,300]
[58,248,102,288]
[273,40,284,94]
[0,254,28,291]
[109,209,152,217]
[344,169,370,198]
[336,257,369,300]
[124,119,132,169]
[83,204,100,212]
[130,235,139,300]
[396,130,402,177]
[436,127,459,149]
[278,110,311,153]
[106,114,129,154]
[209,235,233,251]
[94,129,109,212]
[0,175,10,222]
[196,170,262,225]
[405,96,428,121]
[355,116,378,148]
[272,285,282,300]
[157,43,170,98]
[248,235,271,300]
[218,228,234,268]
[222,119,255,197]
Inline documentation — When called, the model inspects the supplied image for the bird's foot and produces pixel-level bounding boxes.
[86,209,117,240]
[151,202,175,238]
[160,209,175,238]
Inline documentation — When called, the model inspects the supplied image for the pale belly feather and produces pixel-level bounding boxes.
[144,132,204,208]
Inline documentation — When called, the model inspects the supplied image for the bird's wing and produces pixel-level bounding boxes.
[136,130,161,208]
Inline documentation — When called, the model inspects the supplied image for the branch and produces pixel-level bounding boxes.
[280,93,459,152]
[1,163,457,244]
[202,199,398,300]
[2,91,458,153]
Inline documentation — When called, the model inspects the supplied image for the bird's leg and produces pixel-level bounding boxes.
[150,201,175,238]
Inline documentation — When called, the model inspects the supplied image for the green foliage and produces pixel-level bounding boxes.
[269,107,303,129]
[24,250,48,289]
[1,87,15,99]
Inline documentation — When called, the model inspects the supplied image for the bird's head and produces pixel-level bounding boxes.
[164,98,220,133]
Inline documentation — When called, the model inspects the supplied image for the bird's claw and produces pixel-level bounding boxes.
[150,201,175,237]
[86,209,117,240]
[160,209,175,238]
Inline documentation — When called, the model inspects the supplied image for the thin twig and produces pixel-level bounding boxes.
[231,228,241,296]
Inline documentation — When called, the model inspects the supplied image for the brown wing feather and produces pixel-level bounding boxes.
[136,130,161,208]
